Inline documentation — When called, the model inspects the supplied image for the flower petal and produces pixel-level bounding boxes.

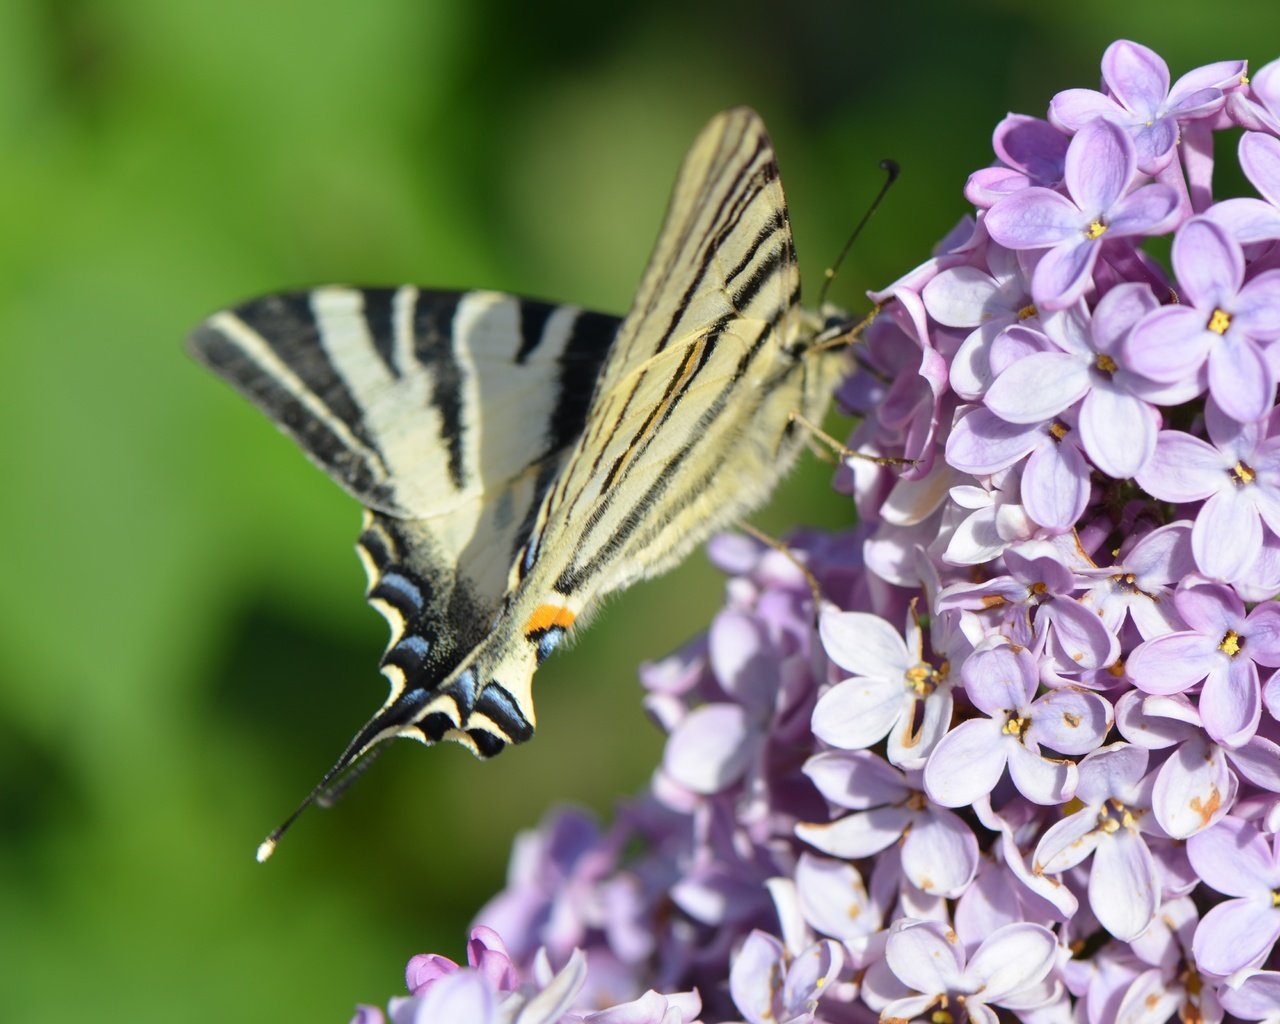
[811,675,903,750]
[1031,237,1101,311]
[1125,306,1215,384]
[1022,434,1091,530]
[901,807,979,897]
[1153,733,1237,838]
[663,703,754,794]
[1126,630,1219,694]
[963,644,1036,714]
[1218,970,1280,1019]
[1034,807,1102,874]
[1192,897,1280,975]
[796,804,911,859]
[986,188,1085,249]
[886,919,965,994]
[1066,118,1135,213]
[1186,816,1280,896]
[1079,386,1157,478]
[1090,827,1160,940]
[946,407,1040,474]
[801,749,908,809]
[1193,486,1263,582]
[1200,656,1261,747]
[923,718,1008,807]
[1028,687,1112,754]
[794,853,877,943]
[965,922,1058,1002]
[985,352,1090,424]
[1007,740,1077,804]
[728,931,784,1024]
[1103,40,1169,119]
[818,608,907,677]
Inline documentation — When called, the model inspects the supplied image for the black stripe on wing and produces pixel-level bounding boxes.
[189,292,400,509]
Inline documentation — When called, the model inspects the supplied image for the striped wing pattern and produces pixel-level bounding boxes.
[189,288,620,751]
[191,107,845,852]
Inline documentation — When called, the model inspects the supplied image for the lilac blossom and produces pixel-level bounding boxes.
[921,243,1039,399]
[796,750,978,896]
[985,118,1179,310]
[1114,692,1240,837]
[811,606,952,769]
[1229,55,1280,135]
[923,645,1110,807]
[349,42,1280,1024]
[1125,216,1280,422]
[1187,815,1280,975]
[965,114,1068,208]
[1135,404,1280,583]
[936,541,1119,672]
[1032,744,1163,940]
[1076,522,1194,641]
[945,401,1092,531]
[864,919,1059,1023]
[983,284,1180,477]
[1125,581,1280,746]
[1049,40,1244,173]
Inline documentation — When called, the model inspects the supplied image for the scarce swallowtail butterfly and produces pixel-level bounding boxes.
[190,107,857,859]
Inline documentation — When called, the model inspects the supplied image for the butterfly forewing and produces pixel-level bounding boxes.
[190,108,845,854]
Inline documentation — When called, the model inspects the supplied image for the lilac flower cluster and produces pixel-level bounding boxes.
[357,41,1280,1024]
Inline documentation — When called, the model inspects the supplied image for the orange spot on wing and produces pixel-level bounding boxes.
[524,604,576,635]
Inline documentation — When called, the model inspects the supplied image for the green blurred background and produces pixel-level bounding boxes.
[2,2,1277,1020]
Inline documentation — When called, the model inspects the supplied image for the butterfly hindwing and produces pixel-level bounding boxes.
[190,286,621,735]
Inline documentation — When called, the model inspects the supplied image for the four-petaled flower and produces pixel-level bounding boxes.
[1135,405,1280,584]
[797,749,979,897]
[867,919,1059,1024]
[924,644,1111,807]
[1032,743,1163,940]
[1188,816,1280,976]
[985,118,1180,310]
[1125,216,1280,423]
[812,606,953,769]
[1126,581,1280,746]
[1049,39,1245,173]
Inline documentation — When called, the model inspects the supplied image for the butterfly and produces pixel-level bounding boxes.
[189,107,854,858]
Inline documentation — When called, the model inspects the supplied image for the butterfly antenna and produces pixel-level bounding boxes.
[817,158,900,310]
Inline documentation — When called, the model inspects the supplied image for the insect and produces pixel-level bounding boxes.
[189,107,858,858]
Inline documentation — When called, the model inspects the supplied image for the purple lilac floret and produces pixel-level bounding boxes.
[355,41,1280,1024]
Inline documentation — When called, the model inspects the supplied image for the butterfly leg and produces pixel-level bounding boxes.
[787,411,916,468]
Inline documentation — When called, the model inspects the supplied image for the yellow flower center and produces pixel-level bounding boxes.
[1095,798,1142,835]
[1207,307,1232,334]
[905,659,947,697]
[1219,630,1242,657]
[1095,353,1118,375]
[1048,420,1069,442]
[1231,461,1256,485]
[1086,219,1108,240]
[1017,303,1038,321]
[1003,715,1029,738]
